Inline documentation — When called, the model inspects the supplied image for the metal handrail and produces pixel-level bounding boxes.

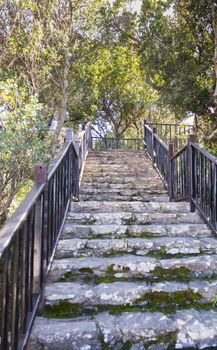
[170,144,188,161]
[144,120,217,235]
[0,183,45,256]
[0,124,92,350]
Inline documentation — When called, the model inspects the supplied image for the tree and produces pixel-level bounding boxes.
[0,79,50,225]
[138,0,217,143]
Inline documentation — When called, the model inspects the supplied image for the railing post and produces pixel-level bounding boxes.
[152,127,156,163]
[143,120,147,150]
[88,124,92,150]
[73,139,80,200]
[168,143,173,201]
[174,136,178,153]
[34,165,47,313]
[66,129,73,141]
[188,135,196,212]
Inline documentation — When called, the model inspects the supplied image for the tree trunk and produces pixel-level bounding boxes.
[213,4,217,108]
[51,49,70,155]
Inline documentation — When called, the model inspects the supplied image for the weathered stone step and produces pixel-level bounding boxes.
[79,188,166,196]
[82,174,160,182]
[80,194,169,202]
[62,223,210,239]
[88,150,146,156]
[85,161,153,169]
[55,236,217,259]
[71,200,190,213]
[45,280,217,308]
[83,171,158,177]
[81,179,163,193]
[28,310,217,349]
[66,211,202,226]
[49,254,217,281]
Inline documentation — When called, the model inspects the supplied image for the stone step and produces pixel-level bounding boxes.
[49,254,217,281]
[83,170,158,177]
[62,223,210,239]
[85,160,150,166]
[88,150,146,156]
[81,176,162,184]
[44,280,217,314]
[28,150,217,350]
[81,179,164,193]
[27,310,217,349]
[66,211,203,226]
[80,188,166,196]
[84,164,154,170]
[71,201,190,213]
[79,194,170,202]
[55,236,217,259]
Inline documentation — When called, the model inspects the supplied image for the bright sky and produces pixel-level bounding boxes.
[132,0,142,12]
[110,0,142,13]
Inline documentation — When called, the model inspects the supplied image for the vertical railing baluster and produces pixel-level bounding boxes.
[168,143,174,201]
[11,234,20,350]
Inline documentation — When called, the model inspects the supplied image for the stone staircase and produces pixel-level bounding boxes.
[28,150,217,350]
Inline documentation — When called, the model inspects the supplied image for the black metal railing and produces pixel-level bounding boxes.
[169,144,189,201]
[190,142,217,233]
[145,120,194,152]
[144,124,169,187]
[91,137,144,151]
[0,126,91,350]
[144,120,217,235]
[153,134,169,187]
[144,124,154,159]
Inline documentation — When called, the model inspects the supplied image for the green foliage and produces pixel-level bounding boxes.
[139,0,215,124]
[0,79,51,225]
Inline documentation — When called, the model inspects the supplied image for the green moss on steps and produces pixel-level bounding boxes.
[145,331,177,349]
[79,267,94,274]
[102,249,125,257]
[44,300,84,318]
[44,290,212,319]
[55,271,79,282]
[136,290,203,313]
[152,266,192,282]
[145,248,202,260]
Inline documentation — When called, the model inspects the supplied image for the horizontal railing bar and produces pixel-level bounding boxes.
[190,142,217,165]
[153,133,168,151]
[91,137,144,141]
[0,183,44,256]
[144,124,153,133]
